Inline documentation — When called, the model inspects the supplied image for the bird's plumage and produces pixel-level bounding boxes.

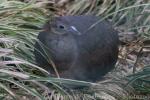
[34,15,119,82]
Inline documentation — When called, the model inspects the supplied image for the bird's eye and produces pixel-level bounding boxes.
[58,24,65,29]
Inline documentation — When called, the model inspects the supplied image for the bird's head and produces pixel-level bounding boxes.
[44,17,81,36]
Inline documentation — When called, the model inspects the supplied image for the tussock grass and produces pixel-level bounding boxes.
[0,0,150,99]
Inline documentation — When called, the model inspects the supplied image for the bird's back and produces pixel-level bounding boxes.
[59,16,119,82]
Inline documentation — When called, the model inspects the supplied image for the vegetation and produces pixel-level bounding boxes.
[0,0,150,99]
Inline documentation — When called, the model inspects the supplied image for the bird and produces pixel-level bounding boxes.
[34,15,119,82]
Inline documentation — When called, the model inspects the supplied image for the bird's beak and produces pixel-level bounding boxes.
[69,26,81,35]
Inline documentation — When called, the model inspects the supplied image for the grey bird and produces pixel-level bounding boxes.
[34,15,119,82]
